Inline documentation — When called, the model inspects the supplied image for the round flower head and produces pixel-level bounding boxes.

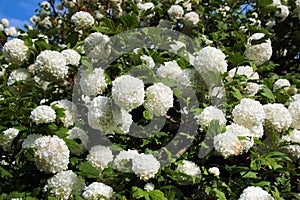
[140,55,155,69]
[176,68,203,92]
[228,65,259,80]
[276,5,289,19]
[113,149,139,172]
[288,100,300,129]
[168,5,184,20]
[144,82,173,116]
[61,49,81,66]
[7,68,30,86]
[238,186,274,200]
[30,105,56,124]
[71,11,94,29]
[1,18,9,27]
[195,106,226,128]
[84,32,111,63]
[3,38,29,64]
[34,50,68,81]
[44,170,85,200]
[0,128,19,151]
[176,160,201,180]
[232,98,265,138]
[132,153,160,181]
[194,46,227,73]
[87,145,114,172]
[51,100,78,127]
[80,68,107,96]
[112,108,133,134]
[245,33,272,66]
[137,2,154,12]
[33,135,70,173]
[280,129,300,160]
[83,182,114,200]
[5,26,18,37]
[214,131,242,159]
[88,96,115,134]
[273,78,291,90]
[183,12,200,26]
[67,127,89,155]
[112,75,145,111]
[22,134,43,149]
[263,103,292,131]
[208,167,220,176]
[144,183,155,192]
[156,60,183,80]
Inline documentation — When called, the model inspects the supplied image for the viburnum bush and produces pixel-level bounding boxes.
[0,0,300,199]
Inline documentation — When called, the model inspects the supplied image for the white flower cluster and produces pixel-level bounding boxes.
[214,131,242,159]
[51,99,78,127]
[71,11,94,29]
[80,68,107,96]
[140,55,155,69]
[34,50,68,81]
[87,145,114,172]
[0,128,19,151]
[168,5,184,20]
[195,106,226,128]
[33,135,70,173]
[176,160,201,178]
[137,2,154,12]
[30,105,56,124]
[183,12,200,26]
[112,75,145,111]
[22,134,42,149]
[83,182,114,200]
[176,68,203,92]
[194,46,228,73]
[288,100,300,129]
[232,98,265,138]
[144,183,155,192]
[44,170,85,200]
[276,5,289,19]
[245,33,272,66]
[228,65,259,80]
[263,103,292,131]
[1,18,9,27]
[61,49,81,66]
[7,69,30,86]
[84,32,111,63]
[273,78,291,90]
[280,129,300,160]
[238,186,274,200]
[113,149,139,172]
[67,127,89,155]
[144,82,173,116]
[3,38,29,64]
[156,60,182,80]
[132,153,160,181]
[208,167,220,176]
[112,108,133,134]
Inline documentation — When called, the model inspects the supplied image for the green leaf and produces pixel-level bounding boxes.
[143,110,152,120]
[213,188,227,200]
[0,166,13,178]
[232,86,243,100]
[65,32,79,48]
[120,14,139,29]
[132,187,150,200]
[261,86,276,102]
[148,190,168,200]
[76,162,100,178]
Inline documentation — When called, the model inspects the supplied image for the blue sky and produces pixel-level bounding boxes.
[0,0,43,28]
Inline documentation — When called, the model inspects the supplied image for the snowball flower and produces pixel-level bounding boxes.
[195,106,226,128]
[176,68,203,92]
[61,49,81,66]
[3,38,29,64]
[276,5,289,19]
[88,96,115,134]
[228,65,259,80]
[112,75,145,111]
[183,12,200,26]
[71,11,94,29]
[80,68,107,96]
[245,33,272,66]
[176,160,201,178]
[5,26,18,37]
[67,127,89,155]
[113,149,139,172]
[140,55,155,69]
[144,82,173,116]
[280,129,300,160]
[30,105,56,124]
[33,135,70,173]
[194,46,228,73]
[22,134,43,149]
[44,170,85,200]
[263,103,292,131]
[214,131,242,159]
[232,98,265,138]
[144,183,155,192]
[1,18,9,27]
[132,153,160,181]
[112,108,133,134]
[87,145,114,172]
[83,182,114,200]
[156,60,183,80]
[137,2,154,11]
[34,50,68,81]
[7,69,30,86]
[51,99,78,127]
[208,167,220,176]
[168,5,184,20]
[238,186,274,200]
[273,78,291,90]
[84,32,111,63]
[0,128,19,151]
[288,100,300,129]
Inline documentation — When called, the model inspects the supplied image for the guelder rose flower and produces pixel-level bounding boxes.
[245,33,272,66]
[30,105,56,124]
[144,82,173,116]
[7,69,30,86]
[0,128,19,151]
[84,32,111,63]
[263,103,292,131]
[67,127,89,155]
[83,182,114,200]
[132,153,160,181]
[238,186,274,200]
[112,75,145,111]
[113,149,139,172]
[195,106,226,128]
[176,160,201,179]
[22,134,43,149]
[276,5,289,19]
[33,135,70,173]
[228,65,259,80]
[288,100,300,129]
[214,132,242,159]
[194,46,227,73]
[168,5,184,20]
[1,18,9,27]
[51,99,78,127]
[112,108,133,134]
[34,50,68,81]
[208,167,220,176]
[273,78,291,90]
[80,68,107,96]
[44,170,85,200]
[3,38,29,64]
[87,145,114,172]
[183,12,200,26]
[144,183,155,192]
[61,49,81,66]
[156,60,183,80]
[140,55,155,69]
[71,11,94,29]
[280,129,300,160]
